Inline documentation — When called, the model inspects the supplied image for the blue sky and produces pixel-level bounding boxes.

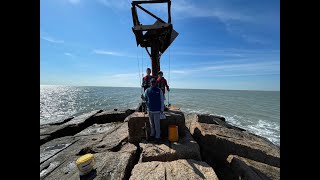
[40,0,280,91]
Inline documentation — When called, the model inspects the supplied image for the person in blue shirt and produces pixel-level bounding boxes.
[144,78,164,143]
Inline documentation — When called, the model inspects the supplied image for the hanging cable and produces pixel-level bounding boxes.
[141,47,144,78]
[137,49,142,95]
[168,46,171,107]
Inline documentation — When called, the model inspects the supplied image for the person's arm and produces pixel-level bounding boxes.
[165,79,170,91]
[141,77,145,88]
[144,89,149,104]
[160,89,164,112]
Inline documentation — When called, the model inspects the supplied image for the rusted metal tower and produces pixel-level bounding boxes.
[131,0,178,77]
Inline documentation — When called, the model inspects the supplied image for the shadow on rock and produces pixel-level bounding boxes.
[79,169,97,180]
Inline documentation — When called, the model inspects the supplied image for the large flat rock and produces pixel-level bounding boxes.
[40,124,68,136]
[128,111,186,143]
[130,159,218,180]
[127,112,149,143]
[42,143,137,180]
[185,113,245,132]
[40,109,132,145]
[41,122,129,163]
[189,121,280,168]
[75,122,121,136]
[139,127,201,162]
[92,122,129,153]
[92,109,135,124]
[40,136,79,164]
[227,155,280,180]
[64,110,102,126]
[170,126,201,161]
[40,110,102,145]
[139,140,171,162]
[40,135,51,145]
[40,123,138,180]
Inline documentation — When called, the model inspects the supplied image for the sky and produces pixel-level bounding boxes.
[40,0,280,91]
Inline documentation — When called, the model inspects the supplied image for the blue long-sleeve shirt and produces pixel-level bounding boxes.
[144,87,164,112]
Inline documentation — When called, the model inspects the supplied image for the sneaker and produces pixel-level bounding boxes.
[148,136,155,142]
[155,138,161,144]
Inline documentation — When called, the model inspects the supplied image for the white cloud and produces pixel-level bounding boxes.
[172,48,279,57]
[41,36,64,43]
[94,73,141,87]
[110,73,138,78]
[98,0,252,22]
[171,70,186,74]
[93,50,122,56]
[64,53,74,57]
[241,34,269,45]
[170,0,252,22]
[171,61,279,76]
[93,49,136,58]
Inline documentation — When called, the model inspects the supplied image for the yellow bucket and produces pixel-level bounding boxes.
[168,125,179,142]
[76,153,95,176]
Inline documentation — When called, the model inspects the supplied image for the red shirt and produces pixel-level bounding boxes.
[156,77,169,94]
[142,75,155,91]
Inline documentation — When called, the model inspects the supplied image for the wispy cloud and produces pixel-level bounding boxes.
[171,0,252,22]
[171,48,279,57]
[171,70,186,74]
[41,36,64,44]
[93,49,135,58]
[110,73,138,78]
[241,34,269,45]
[93,49,125,56]
[171,61,279,76]
[208,72,280,77]
[96,0,274,45]
[98,0,252,23]
[94,73,141,87]
[97,0,131,10]
[64,52,75,57]
[68,0,80,5]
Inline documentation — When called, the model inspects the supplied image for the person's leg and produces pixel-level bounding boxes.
[153,112,161,139]
[148,111,155,137]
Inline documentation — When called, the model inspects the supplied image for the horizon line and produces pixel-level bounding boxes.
[40,84,280,92]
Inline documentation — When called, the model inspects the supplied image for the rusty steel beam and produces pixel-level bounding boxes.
[136,4,166,24]
[168,0,171,23]
[132,0,169,5]
[131,0,176,76]
[133,23,170,31]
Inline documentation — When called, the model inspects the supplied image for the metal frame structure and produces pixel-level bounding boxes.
[131,0,178,76]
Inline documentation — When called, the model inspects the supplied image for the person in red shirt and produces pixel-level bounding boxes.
[142,68,155,91]
[156,71,170,98]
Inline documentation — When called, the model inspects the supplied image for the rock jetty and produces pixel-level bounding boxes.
[40,106,280,179]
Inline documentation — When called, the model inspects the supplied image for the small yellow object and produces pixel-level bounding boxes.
[76,153,95,176]
[168,125,179,142]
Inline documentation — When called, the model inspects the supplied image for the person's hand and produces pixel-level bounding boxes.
[167,88,170,92]
[160,110,163,114]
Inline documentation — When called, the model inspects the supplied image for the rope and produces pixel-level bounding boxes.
[137,50,142,95]
[139,48,146,114]
[168,46,171,107]
[142,47,144,78]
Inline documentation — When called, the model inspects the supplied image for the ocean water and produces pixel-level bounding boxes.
[40,85,280,146]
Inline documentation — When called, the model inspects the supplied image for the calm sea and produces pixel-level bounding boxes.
[40,85,280,146]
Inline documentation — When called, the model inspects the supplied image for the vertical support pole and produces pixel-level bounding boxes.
[151,43,160,77]
[168,0,171,23]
